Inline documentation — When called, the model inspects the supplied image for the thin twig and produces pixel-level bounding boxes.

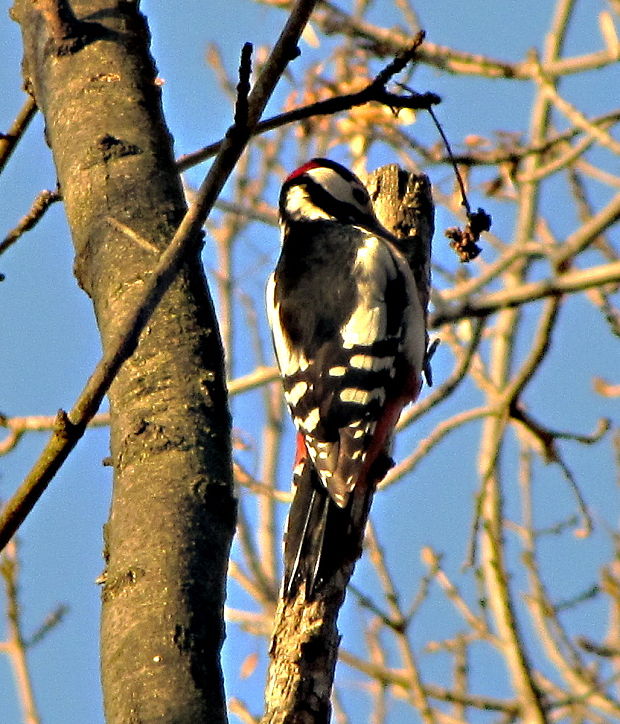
[234,43,253,128]
[519,442,620,717]
[426,106,470,215]
[430,260,620,327]
[338,648,520,714]
[533,60,620,157]
[0,412,110,456]
[426,111,620,169]
[398,318,485,429]
[0,368,280,457]
[0,543,41,724]
[420,547,494,642]
[382,406,491,488]
[229,698,260,724]
[177,33,437,171]
[365,523,436,723]
[0,96,37,174]
[234,462,291,503]
[0,190,61,257]
[310,0,620,80]
[236,500,278,603]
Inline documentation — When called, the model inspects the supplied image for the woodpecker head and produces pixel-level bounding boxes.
[279,158,396,241]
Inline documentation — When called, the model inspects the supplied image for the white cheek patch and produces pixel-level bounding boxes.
[285,185,333,221]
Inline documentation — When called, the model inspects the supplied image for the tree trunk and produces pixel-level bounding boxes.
[12,1,235,721]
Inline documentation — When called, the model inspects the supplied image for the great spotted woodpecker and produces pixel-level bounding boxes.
[267,158,428,598]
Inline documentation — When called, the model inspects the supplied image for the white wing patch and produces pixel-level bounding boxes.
[341,238,399,349]
[339,387,386,406]
[329,366,347,376]
[390,253,427,375]
[296,407,320,433]
[350,237,427,379]
[350,354,394,371]
[341,305,382,348]
[285,381,308,406]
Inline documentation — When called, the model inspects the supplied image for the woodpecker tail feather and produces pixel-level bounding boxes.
[284,461,331,599]
[283,455,392,599]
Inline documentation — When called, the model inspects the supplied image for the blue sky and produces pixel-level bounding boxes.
[1,1,618,722]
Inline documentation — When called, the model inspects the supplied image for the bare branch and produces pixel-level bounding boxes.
[0,96,37,174]
[178,34,438,171]
[0,543,42,724]
[431,260,620,327]
[307,0,620,79]
[338,648,520,715]
[0,190,61,257]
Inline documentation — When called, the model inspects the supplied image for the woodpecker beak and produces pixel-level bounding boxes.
[359,215,400,246]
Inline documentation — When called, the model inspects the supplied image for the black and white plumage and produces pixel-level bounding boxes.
[267,158,427,597]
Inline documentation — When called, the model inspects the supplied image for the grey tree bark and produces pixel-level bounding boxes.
[12,1,235,721]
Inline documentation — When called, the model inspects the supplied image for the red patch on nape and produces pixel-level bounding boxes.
[284,157,330,183]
